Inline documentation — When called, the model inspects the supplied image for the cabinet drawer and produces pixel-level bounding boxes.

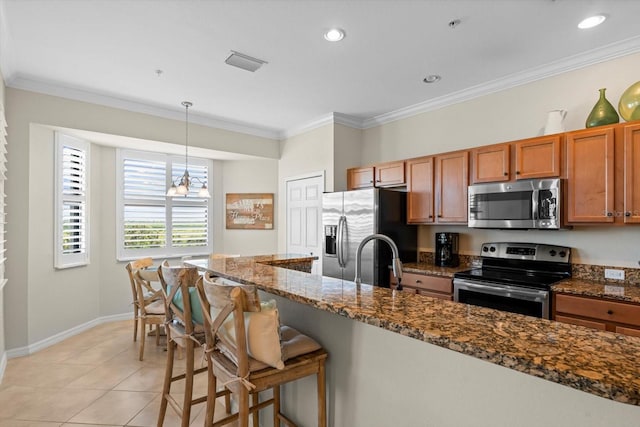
[555,294,640,327]
[615,325,640,337]
[554,314,607,331]
[416,289,453,301]
[398,272,452,293]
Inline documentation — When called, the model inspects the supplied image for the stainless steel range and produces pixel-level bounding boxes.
[453,242,571,319]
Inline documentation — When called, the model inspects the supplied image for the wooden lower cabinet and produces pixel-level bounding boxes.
[389,272,453,301]
[553,293,640,337]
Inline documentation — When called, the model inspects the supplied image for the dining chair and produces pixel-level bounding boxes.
[133,270,165,361]
[125,257,163,342]
[157,262,230,427]
[197,273,328,427]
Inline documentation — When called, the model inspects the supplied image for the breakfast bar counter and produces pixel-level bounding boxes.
[187,254,640,426]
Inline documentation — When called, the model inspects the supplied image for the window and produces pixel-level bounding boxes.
[55,133,90,268]
[117,149,212,260]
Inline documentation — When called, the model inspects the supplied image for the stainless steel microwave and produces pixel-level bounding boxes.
[468,178,563,229]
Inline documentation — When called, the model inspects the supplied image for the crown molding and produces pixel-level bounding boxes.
[5,31,640,140]
[6,74,282,140]
[281,112,364,139]
[332,112,365,129]
[362,35,640,129]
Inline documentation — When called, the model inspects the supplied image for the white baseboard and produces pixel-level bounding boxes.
[0,351,6,384]
[5,312,132,359]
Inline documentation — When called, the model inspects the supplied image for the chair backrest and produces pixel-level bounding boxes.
[133,270,162,316]
[158,261,203,333]
[125,257,154,304]
[196,273,260,378]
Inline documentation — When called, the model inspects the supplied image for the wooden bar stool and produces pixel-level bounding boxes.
[196,273,328,427]
[125,257,163,343]
[156,262,230,427]
[133,270,165,361]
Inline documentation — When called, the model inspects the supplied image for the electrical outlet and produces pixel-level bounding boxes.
[604,269,625,280]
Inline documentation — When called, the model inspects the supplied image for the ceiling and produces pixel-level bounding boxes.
[2,0,640,140]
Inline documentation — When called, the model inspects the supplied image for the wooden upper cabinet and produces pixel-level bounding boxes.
[514,135,562,179]
[624,123,640,223]
[347,166,375,189]
[435,151,469,223]
[374,160,405,187]
[471,143,510,183]
[406,156,434,223]
[347,161,405,190]
[566,126,615,223]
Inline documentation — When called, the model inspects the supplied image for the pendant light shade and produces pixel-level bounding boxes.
[166,101,211,198]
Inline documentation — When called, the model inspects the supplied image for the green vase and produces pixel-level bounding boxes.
[585,88,619,128]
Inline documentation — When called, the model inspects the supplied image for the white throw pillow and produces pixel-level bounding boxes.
[210,296,284,369]
[246,300,283,369]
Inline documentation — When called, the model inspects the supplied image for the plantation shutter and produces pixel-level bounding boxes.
[55,133,90,268]
[117,150,212,260]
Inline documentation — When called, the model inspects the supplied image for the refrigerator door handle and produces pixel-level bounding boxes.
[337,215,346,267]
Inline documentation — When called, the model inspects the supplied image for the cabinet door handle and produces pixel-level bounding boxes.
[515,171,520,175]
[607,212,613,217]
[607,309,614,315]
[503,172,508,176]
[625,211,631,217]
[415,280,422,284]
[437,215,442,218]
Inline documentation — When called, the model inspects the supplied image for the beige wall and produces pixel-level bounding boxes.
[333,124,363,192]
[362,52,640,268]
[0,69,5,371]
[277,124,334,252]
[5,88,280,350]
[220,159,279,255]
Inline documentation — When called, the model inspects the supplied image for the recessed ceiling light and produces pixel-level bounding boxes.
[578,15,607,29]
[324,28,345,42]
[423,75,441,84]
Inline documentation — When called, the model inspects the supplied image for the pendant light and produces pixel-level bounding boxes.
[166,101,211,198]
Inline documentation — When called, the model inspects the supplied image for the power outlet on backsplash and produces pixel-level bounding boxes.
[604,269,625,280]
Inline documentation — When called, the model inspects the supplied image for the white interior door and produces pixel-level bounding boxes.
[286,173,324,275]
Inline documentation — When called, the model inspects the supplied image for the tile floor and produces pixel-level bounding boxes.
[0,320,233,427]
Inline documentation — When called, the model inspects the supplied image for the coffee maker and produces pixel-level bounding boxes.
[435,232,459,267]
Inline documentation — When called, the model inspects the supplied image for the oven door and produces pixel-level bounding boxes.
[453,278,550,319]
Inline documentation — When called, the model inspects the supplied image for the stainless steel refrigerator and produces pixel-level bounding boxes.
[322,188,417,287]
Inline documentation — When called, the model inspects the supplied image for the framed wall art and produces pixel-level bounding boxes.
[225,193,274,230]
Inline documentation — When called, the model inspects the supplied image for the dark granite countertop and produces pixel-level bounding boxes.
[403,262,640,305]
[186,254,640,406]
[553,278,640,304]
[401,262,470,278]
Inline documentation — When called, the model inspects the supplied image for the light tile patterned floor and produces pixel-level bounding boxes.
[0,320,233,426]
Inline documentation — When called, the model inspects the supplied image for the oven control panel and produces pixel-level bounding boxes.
[480,242,570,263]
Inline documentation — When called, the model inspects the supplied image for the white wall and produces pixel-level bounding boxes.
[4,88,280,350]
[362,52,640,268]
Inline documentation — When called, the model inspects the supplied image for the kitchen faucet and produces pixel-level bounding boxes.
[354,233,404,289]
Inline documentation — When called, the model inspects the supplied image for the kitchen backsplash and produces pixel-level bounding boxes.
[418,251,640,285]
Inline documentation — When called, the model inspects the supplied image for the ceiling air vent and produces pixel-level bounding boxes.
[225,51,267,72]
